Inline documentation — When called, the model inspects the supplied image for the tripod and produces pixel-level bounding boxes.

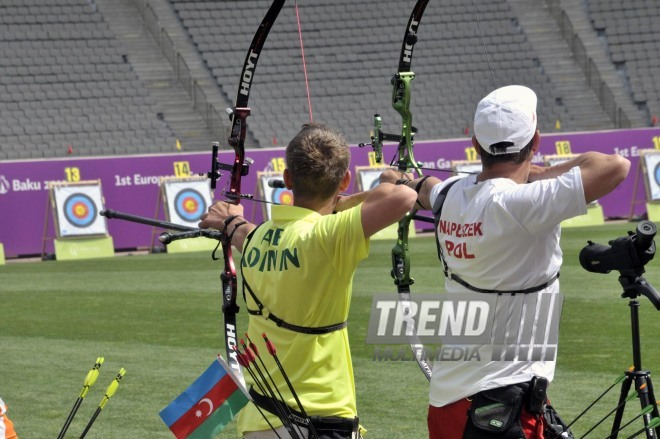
[609,271,660,439]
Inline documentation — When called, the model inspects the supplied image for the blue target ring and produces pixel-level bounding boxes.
[63,193,97,228]
[655,161,660,187]
[174,189,206,222]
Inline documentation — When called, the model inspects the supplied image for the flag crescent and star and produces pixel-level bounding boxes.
[198,398,213,417]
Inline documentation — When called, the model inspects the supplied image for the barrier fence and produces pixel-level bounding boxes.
[1,128,658,258]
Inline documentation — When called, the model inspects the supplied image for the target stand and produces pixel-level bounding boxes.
[353,167,401,240]
[256,172,294,222]
[154,177,217,254]
[0,243,5,265]
[646,202,660,222]
[636,150,660,222]
[43,180,114,261]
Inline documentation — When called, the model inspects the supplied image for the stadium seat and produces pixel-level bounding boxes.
[0,0,177,159]
[585,0,660,124]
[166,0,580,146]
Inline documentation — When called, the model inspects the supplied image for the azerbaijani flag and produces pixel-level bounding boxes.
[159,357,249,439]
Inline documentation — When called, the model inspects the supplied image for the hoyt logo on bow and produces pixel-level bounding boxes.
[240,50,259,96]
[402,19,420,64]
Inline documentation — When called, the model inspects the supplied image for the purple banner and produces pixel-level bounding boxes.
[0,127,658,258]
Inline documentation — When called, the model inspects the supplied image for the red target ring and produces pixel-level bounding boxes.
[273,188,294,206]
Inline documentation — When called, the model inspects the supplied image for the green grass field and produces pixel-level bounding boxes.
[2,222,660,438]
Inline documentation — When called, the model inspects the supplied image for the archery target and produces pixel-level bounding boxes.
[64,193,97,227]
[356,167,388,191]
[163,179,213,226]
[174,189,206,221]
[259,173,294,220]
[642,151,660,201]
[452,161,482,175]
[545,156,573,167]
[272,187,294,206]
[53,184,108,237]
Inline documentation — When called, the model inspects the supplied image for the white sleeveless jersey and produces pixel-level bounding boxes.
[429,167,586,406]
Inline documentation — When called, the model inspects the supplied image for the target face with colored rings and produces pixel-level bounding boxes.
[174,189,207,222]
[273,188,294,206]
[63,193,97,228]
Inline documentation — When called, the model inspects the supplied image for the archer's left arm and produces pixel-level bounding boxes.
[198,201,257,250]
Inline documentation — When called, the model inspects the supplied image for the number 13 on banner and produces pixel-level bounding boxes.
[65,167,80,182]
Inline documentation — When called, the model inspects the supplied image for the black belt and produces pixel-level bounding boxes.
[449,272,560,295]
[246,307,347,334]
[249,387,359,433]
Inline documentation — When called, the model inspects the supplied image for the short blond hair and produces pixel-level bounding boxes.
[285,123,350,201]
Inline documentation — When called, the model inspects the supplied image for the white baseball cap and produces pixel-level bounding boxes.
[473,85,538,155]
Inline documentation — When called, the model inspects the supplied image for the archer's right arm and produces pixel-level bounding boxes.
[359,182,417,238]
[528,152,630,203]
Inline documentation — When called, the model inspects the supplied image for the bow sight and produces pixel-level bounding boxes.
[201,142,252,192]
[358,114,419,166]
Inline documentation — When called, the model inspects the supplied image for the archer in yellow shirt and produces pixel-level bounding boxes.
[200,122,416,438]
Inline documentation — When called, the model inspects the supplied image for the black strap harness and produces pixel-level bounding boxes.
[249,387,360,434]
[241,225,348,335]
[432,179,559,294]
